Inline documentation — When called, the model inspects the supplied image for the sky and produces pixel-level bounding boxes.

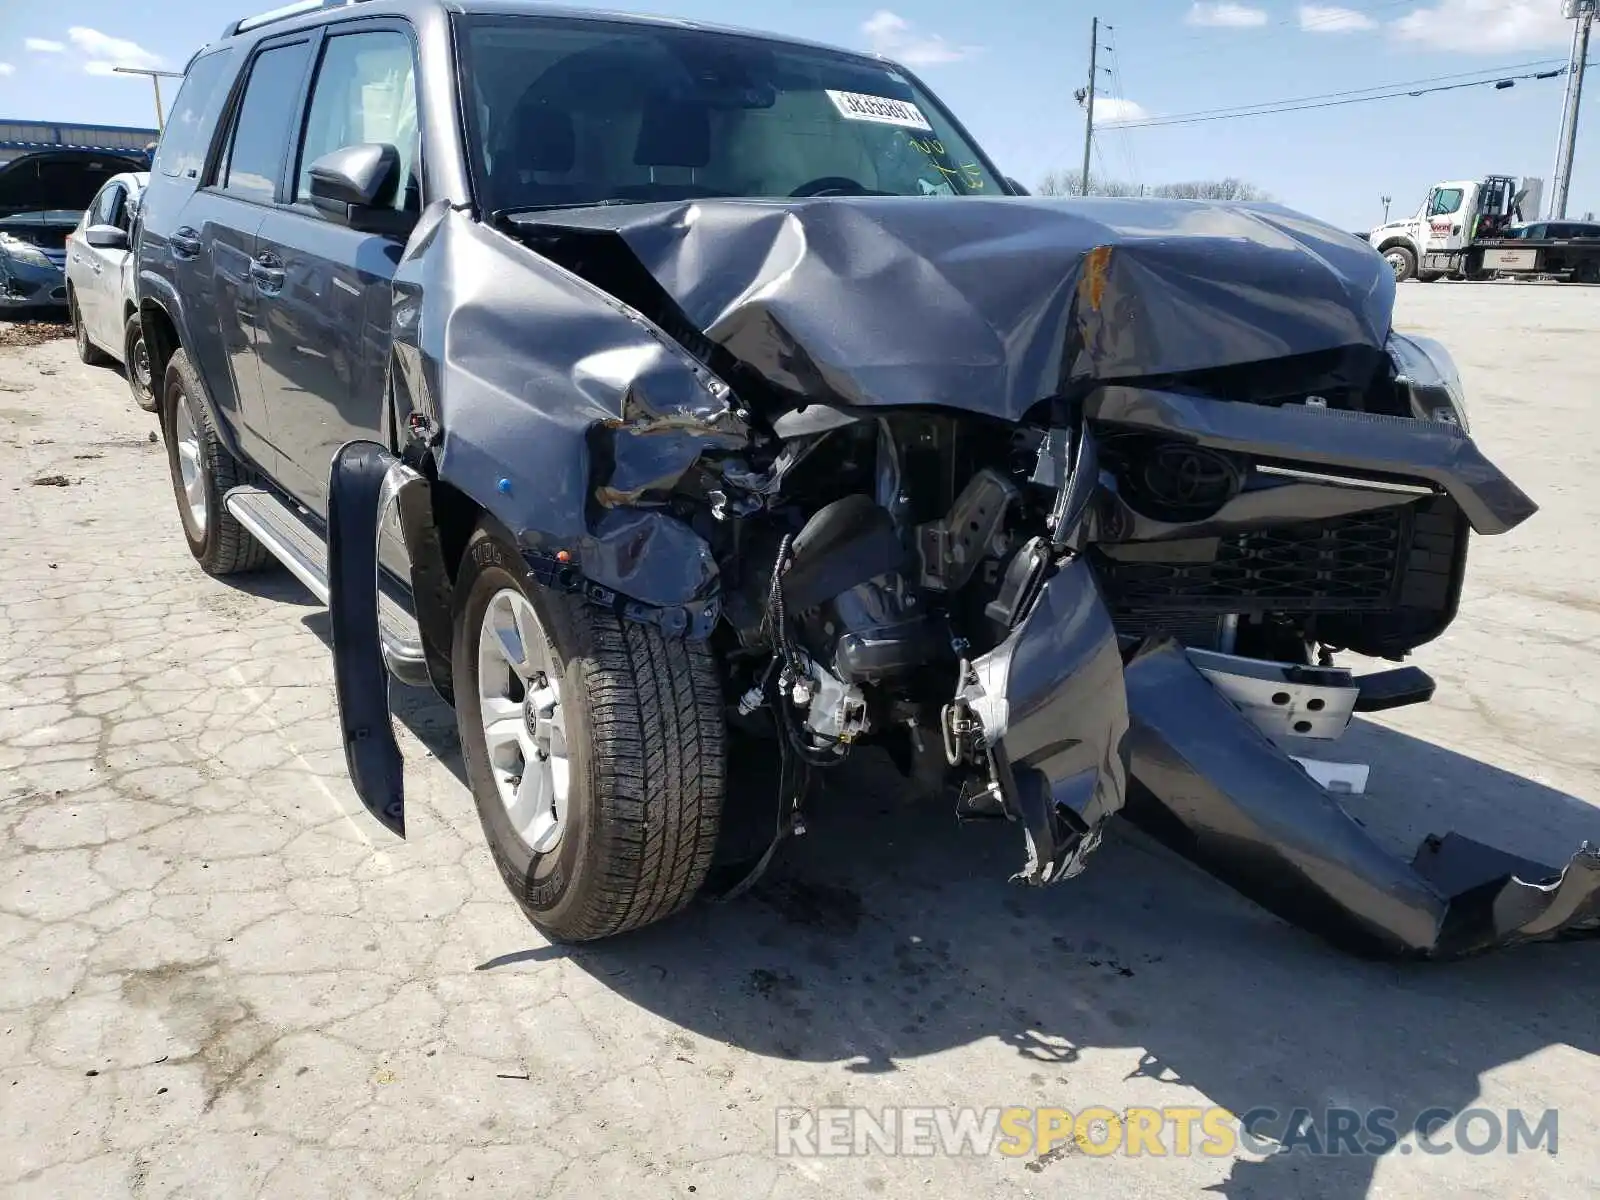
[0,0,1592,230]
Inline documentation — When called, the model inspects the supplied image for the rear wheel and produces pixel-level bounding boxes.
[70,294,110,366]
[161,348,268,576]
[124,314,157,412]
[1573,259,1599,284]
[1383,245,1417,282]
[452,525,725,941]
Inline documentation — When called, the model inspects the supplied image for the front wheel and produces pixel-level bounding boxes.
[452,525,725,941]
[1383,245,1417,282]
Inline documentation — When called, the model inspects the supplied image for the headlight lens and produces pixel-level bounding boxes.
[1386,331,1470,434]
[0,233,54,270]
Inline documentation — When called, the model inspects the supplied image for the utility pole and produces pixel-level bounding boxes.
[111,66,185,131]
[1551,1,1596,219]
[1382,194,1392,222]
[1080,16,1098,197]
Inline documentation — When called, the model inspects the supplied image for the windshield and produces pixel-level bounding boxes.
[455,14,1004,214]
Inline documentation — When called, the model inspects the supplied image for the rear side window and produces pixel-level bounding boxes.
[219,40,314,203]
[293,30,419,211]
[154,50,235,180]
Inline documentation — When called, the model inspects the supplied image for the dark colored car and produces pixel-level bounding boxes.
[0,149,148,310]
[1502,220,1600,240]
[136,0,1599,957]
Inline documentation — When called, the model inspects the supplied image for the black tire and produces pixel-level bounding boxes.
[1382,244,1417,283]
[1417,272,1442,283]
[452,525,725,941]
[124,313,157,412]
[161,348,268,576]
[1573,259,1599,285]
[70,293,111,366]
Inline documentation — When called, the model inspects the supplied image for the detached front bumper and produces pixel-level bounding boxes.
[1120,639,1600,959]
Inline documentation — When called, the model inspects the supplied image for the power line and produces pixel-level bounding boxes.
[1114,62,1571,130]
[1114,57,1566,125]
[1101,27,1142,186]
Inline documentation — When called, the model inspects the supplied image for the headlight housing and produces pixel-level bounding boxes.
[0,233,55,270]
[1386,331,1470,434]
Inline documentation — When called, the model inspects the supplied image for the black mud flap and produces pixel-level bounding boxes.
[327,440,406,837]
[1122,638,1600,959]
[960,557,1130,884]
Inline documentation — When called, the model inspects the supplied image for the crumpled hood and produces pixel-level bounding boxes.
[509,195,1396,422]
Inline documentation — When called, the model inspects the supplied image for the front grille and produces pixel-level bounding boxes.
[1099,506,1410,614]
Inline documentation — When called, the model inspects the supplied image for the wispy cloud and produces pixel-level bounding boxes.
[1094,97,1150,124]
[1186,2,1269,27]
[0,63,14,77]
[1392,1,1571,52]
[862,10,978,65]
[24,38,65,53]
[1301,4,1378,32]
[67,26,162,75]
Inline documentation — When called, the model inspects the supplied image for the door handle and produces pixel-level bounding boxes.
[249,254,285,292]
[171,228,202,259]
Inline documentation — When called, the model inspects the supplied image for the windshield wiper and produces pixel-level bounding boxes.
[495,198,654,218]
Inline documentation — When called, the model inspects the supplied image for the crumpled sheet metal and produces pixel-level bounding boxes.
[510,196,1395,420]
[964,556,1130,884]
[389,203,745,608]
[1122,638,1600,959]
[1086,385,1538,536]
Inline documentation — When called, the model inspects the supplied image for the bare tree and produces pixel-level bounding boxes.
[1150,178,1272,202]
[1036,170,1142,198]
[1035,172,1271,202]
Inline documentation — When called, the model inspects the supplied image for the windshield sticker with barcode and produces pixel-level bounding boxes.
[826,89,933,131]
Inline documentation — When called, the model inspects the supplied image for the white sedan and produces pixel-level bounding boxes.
[65,170,154,412]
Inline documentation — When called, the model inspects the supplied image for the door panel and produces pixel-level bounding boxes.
[179,34,317,475]
[253,211,400,512]
[256,26,420,517]
[87,185,131,351]
[74,183,120,346]
[172,190,271,456]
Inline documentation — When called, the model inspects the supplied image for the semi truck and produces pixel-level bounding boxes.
[1368,173,1600,283]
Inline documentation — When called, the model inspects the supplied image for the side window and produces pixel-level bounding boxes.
[293,30,419,211]
[154,50,235,180]
[86,184,117,227]
[218,40,315,203]
[1428,188,1463,217]
[105,186,128,231]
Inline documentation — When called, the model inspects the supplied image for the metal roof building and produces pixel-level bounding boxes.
[0,119,157,167]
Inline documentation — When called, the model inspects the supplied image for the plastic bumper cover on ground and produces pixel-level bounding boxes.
[1120,638,1600,959]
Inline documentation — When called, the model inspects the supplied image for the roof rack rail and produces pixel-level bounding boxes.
[225,0,372,38]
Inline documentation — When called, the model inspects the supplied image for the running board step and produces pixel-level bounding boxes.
[224,485,430,688]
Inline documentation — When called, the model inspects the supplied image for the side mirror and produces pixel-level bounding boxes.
[1005,176,1031,196]
[308,143,416,238]
[85,223,128,250]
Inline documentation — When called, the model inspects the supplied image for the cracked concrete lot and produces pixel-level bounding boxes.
[2,282,1598,1199]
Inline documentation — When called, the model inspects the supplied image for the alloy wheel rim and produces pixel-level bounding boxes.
[173,397,208,537]
[476,588,569,855]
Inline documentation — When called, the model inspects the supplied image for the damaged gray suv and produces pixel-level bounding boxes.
[137,0,1598,956]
